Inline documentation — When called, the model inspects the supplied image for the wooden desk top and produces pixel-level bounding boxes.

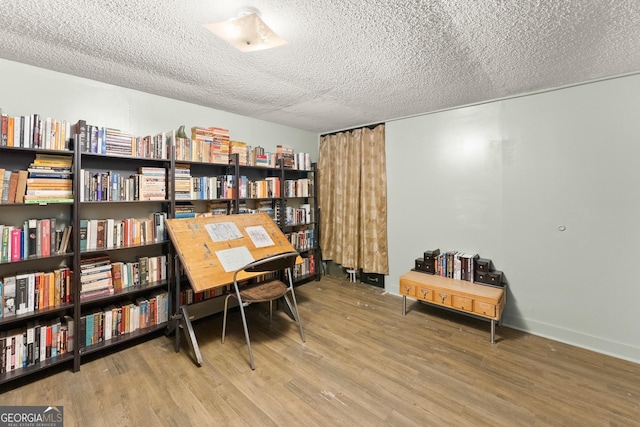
[166,213,297,293]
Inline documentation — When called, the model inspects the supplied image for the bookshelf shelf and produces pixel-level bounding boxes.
[79,280,168,305]
[0,353,74,383]
[0,303,75,327]
[78,322,167,356]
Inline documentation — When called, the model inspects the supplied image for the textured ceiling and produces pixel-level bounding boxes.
[1,1,639,133]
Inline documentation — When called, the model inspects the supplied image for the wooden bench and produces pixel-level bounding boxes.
[399,270,506,343]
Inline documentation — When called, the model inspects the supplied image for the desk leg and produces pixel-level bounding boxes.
[174,255,182,353]
[181,305,203,367]
[402,295,406,316]
[490,319,496,344]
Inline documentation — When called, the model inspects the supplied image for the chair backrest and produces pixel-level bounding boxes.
[236,251,299,277]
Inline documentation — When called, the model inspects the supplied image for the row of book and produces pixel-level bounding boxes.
[178,285,226,307]
[78,290,168,349]
[437,251,479,281]
[0,113,72,151]
[289,253,316,280]
[279,204,313,226]
[79,167,167,202]
[75,120,169,159]
[180,126,231,164]
[80,254,167,300]
[1,154,73,205]
[0,220,72,263]
[1,268,73,318]
[0,316,74,374]
[0,115,315,171]
[79,212,167,251]
[284,178,314,198]
[285,229,315,252]
[174,165,236,200]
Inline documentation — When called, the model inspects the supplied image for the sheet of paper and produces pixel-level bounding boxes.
[215,246,255,273]
[245,225,275,248]
[205,222,243,242]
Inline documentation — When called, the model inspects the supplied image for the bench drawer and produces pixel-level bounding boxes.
[473,300,497,318]
[433,291,452,306]
[415,285,433,302]
[452,295,473,312]
[400,282,415,297]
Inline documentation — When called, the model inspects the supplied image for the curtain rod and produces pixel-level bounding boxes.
[320,122,384,137]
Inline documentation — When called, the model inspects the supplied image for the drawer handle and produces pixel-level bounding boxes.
[439,293,447,303]
[404,286,411,292]
[421,289,429,297]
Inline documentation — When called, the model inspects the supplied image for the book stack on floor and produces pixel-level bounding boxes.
[24,154,73,204]
[80,255,113,300]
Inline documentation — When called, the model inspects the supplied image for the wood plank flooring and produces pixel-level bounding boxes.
[2,275,639,426]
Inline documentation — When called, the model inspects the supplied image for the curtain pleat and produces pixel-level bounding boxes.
[318,124,388,275]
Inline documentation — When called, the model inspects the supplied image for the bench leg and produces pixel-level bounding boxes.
[490,319,496,344]
[402,295,407,316]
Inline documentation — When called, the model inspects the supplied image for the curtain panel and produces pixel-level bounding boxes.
[318,124,388,275]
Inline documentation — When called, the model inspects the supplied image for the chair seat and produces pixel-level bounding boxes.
[239,280,288,302]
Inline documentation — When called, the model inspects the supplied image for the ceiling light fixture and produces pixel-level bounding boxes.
[204,7,287,53]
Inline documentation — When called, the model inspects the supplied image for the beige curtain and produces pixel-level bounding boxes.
[318,124,388,274]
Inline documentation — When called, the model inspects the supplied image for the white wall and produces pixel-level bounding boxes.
[0,59,318,157]
[387,74,640,363]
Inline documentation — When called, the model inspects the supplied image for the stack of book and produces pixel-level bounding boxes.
[137,167,166,201]
[277,145,295,169]
[174,164,192,200]
[229,140,248,165]
[175,204,196,218]
[252,146,270,167]
[103,128,136,156]
[210,127,230,164]
[24,154,73,204]
[80,255,113,300]
[207,201,228,215]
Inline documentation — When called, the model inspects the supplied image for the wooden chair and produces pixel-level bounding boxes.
[221,251,305,369]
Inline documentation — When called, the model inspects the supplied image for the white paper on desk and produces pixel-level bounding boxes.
[245,225,275,248]
[205,222,243,242]
[216,246,255,272]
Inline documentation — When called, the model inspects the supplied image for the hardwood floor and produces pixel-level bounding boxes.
[2,275,639,426]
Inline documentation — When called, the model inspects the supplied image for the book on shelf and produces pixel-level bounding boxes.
[2,276,16,317]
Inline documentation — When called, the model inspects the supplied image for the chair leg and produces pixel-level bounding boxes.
[221,294,233,344]
[269,300,273,323]
[283,292,305,342]
[237,301,256,370]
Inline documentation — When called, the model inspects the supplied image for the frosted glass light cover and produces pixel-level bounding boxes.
[204,13,287,52]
